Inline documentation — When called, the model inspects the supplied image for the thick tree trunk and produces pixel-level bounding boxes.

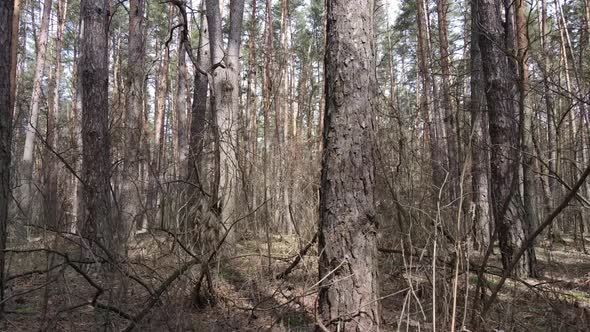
[318,0,380,330]
[477,0,532,278]
[206,0,246,241]
[0,0,15,316]
[80,0,113,254]
[469,0,492,250]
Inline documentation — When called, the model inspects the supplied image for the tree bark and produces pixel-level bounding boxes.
[515,0,539,276]
[436,0,459,199]
[122,0,146,239]
[0,0,15,316]
[174,28,188,180]
[80,0,113,254]
[469,0,492,250]
[44,0,68,230]
[318,0,380,330]
[20,0,52,237]
[206,0,246,242]
[477,0,532,278]
[188,0,211,241]
[416,0,442,190]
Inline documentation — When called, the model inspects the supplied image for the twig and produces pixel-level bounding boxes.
[481,160,590,316]
[275,232,318,279]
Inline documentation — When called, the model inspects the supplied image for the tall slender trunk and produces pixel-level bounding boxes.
[122,0,146,239]
[188,0,210,239]
[262,0,272,269]
[0,0,15,316]
[469,0,492,250]
[516,0,538,276]
[416,0,442,189]
[44,0,68,230]
[9,0,21,119]
[437,0,459,199]
[245,0,258,228]
[174,28,188,183]
[21,0,52,236]
[540,0,558,229]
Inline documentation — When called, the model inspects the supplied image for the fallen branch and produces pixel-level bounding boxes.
[275,232,318,279]
[481,160,590,316]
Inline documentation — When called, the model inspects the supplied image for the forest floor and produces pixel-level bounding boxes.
[1,232,590,331]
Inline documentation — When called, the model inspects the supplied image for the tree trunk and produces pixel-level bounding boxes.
[175,32,188,180]
[21,0,52,237]
[122,0,146,240]
[262,0,272,268]
[318,0,380,330]
[0,0,15,316]
[477,0,532,278]
[9,0,21,118]
[44,0,68,230]
[245,0,258,229]
[80,0,113,255]
[416,0,442,190]
[188,0,211,241]
[437,0,459,199]
[206,0,246,241]
[469,0,492,250]
[515,0,539,276]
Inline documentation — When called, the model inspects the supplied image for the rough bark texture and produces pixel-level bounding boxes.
[318,0,380,330]
[80,0,113,254]
[469,0,492,249]
[188,2,211,241]
[206,0,246,240]
[122,0,146,238]
[477,0,531,278]
[0,0,15,315]
[515,0,538,276]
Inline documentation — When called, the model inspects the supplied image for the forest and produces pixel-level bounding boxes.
[0,0,589,330]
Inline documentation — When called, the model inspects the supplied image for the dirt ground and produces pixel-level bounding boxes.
[1,233,589,331]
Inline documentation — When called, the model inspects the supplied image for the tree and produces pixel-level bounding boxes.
[469,0,492,250]
[43,0,68,230]
[317,0,380,330]
[436,0,459,198]
[206,0,246,241]
[122,0,146,239]
[0,0,15,316]
[21,0,52,238]
[79,0,113,254]
[476,0,534,278]
[416,0,443,189]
